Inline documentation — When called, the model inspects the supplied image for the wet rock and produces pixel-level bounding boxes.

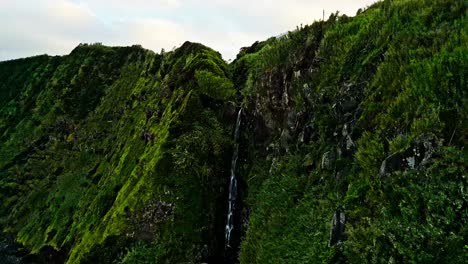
[328,206,346,247]
[321,150,336,170]
[380,133,440,176]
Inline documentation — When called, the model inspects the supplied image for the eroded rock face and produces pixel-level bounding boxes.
[328,206,346,247]
[380,133,440,176]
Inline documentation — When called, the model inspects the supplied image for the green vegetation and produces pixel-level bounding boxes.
[0,0,466,263]
[235,0,467,263]
[1,42,234,263]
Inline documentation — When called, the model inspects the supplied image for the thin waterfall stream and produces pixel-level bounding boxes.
[225,108,242,248]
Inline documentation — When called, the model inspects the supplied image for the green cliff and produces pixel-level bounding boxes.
[0,0,466,263]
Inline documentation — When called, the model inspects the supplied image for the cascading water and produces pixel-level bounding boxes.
[225,108,242,248]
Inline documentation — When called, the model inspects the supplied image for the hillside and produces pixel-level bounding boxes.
[0,0,467,263]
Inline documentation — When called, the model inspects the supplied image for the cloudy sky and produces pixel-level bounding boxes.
[0,0,378,61]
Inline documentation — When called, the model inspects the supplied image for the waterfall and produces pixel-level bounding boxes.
[225,108,242,248]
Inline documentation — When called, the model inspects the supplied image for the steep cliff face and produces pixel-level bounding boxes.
[234,0,467,263]
[0,0,467,263]
[0,42,236,263]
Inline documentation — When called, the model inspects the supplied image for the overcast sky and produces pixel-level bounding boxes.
[0,0,378,61]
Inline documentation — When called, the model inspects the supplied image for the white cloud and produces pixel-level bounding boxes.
[0,0,379,61]
[110,18,187,50]
[0,0,106,59]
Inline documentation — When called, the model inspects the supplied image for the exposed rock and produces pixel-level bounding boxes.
[287,112,297,131]
[293,70,301,78]
[282,81,290,107]
[416,133,440,166]
[298,130,305,144]
[345,136,354,151]
[321,150,336,170]
[302,124,315,144]
[252,113,270,145]
[303,83,313,105]
[293,111,308,135]
[280,129,291,153]
[379,152,406,176]
[343,124,355,149]
[269,157,278,174]
[380,133,440,176]
[328,206,346,247]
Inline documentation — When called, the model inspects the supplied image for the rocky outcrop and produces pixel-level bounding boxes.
[380,133,440,176]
